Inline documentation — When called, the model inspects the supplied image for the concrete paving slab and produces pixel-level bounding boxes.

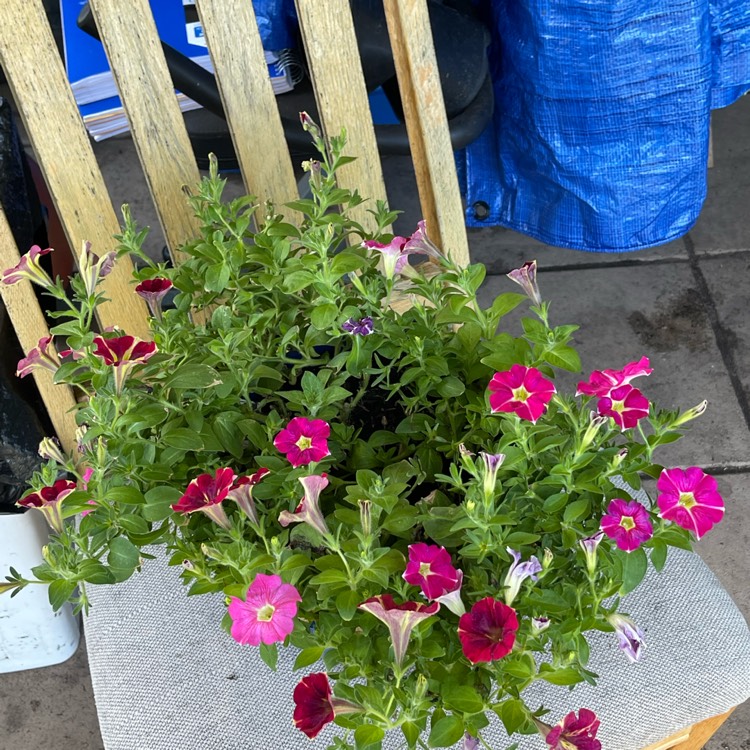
[690,93,750,255]
[478,262,750,469]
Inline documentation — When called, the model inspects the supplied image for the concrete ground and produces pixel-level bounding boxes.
[1,89,749,749]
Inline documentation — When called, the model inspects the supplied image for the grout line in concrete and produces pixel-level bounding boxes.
[481,253,691,277]
[684,232,750,433]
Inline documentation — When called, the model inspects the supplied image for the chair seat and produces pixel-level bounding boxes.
[85,547,750,750]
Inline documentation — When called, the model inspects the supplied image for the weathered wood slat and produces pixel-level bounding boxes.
[0,208,78,452]
[89,0,202,256]
[295,0,390,236]
[382,0,470,267]
[0,0,149,338]
[642,709,735,750]
[194,0,299,218]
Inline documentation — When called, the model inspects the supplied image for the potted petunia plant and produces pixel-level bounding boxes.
[0,120,725,749]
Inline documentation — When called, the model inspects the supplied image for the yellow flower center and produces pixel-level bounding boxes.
[611,400,626,413]
[512,386,530,403]
[679,492,697,509]
[419,562,432,578]
[620,515,636,531]
[295,435,313,451]
[257,604,275,622]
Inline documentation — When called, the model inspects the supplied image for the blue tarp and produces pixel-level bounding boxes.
[460,0,750,251]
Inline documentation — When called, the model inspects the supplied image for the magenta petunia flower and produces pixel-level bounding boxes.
[226,468,270,525]
[292,672,361,739]
[403,543,462,600]
[607,613,645,663]
[17,335,59,378]
[341,316,374,336]
[597,384,649,430]
[600,498,653,552]
[363,235,412,279]
[358,595,439,667]
[404,219,443,260]
[171,468,237,530]
[544,708,601,750]
[228,573,301,646]
[458,597,518,664]
[656,467,725,540]
[17,479,77,534]
[503,547,542,605]
[278,474,330,537]
[488,365,556,423]
[274,417,331,468]
[577,357,652,397]
[78,241,116,297]
[135,277,173,319]
[507,260,542,305]
[2,244,53,287]
[93,334,158,393]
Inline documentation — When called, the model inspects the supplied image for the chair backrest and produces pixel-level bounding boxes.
[0,0,469,453]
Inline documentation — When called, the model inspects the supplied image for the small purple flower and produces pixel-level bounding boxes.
[342,316,374,336]
[607,613,645,663]
[579,532,604,576]
[79,241,116,296]
[462,734,481,750]
[479,451,505,498]
[531,616,551,635]
[507,260,541,306]
[503,547,542,605]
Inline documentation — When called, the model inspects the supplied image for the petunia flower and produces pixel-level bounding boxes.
[227,573,301,646]
[171,468,237,530]
[462,733,481,750]
[458,597,518,664]
[579,533,604,576]
[656,467,725,539]
[404,220,443,261]
[93,334,158,394]
[135,277,173,319]
[226,468,269,525]
[341,316,374,336]
[292,672,361,739]
[278,474,330,537]
[503,547,542,605]
[358,594,440,667]
[479,451,505,498]
[531,616,551,635]
[506,260,542,305]
[274,417,331,468]
[434,569,466,616]
[607,613,645,663]
[38,437,67,464]
[576,357,652,397]
[489,365,556,423]
[17,479,77,534]
[362,220,442,280]
[78,241,116,297]
[600,498,653,552]
[597,384,649,430]
[403,542,462,600]
[17,336,59,378]
[543,708,602,750]
[2,244,54,287]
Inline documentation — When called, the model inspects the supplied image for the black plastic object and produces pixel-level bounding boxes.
[77,0,493,167]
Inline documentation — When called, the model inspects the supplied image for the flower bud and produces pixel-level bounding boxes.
[75,424,89,454]
[542,548,554,570]
[579,533,603,577]
[611,448,628,470]
[200,543,222,561]
[531,616,551,634]
[480,451,505,499]
[38,437,66,464]
[458,444,478,477]
[359,499,372,537]
[506,260,542,306]
[672,399,708,427]
[579,412,608,454]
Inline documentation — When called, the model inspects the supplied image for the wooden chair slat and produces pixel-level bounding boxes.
[194,0,300,218]
[383,0,470,267]
[295,0,390,235]
[642,708,735,750]
[0,207,78,452]
[0,0,149,338]
[88,0,202,256]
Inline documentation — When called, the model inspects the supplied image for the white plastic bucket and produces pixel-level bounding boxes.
[0,510,80,673]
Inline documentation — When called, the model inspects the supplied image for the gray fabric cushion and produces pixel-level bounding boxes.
[85,546,750,750]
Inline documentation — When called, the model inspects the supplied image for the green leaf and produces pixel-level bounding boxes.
[259,642,278,671]
[563,498,590,523]
[538,665,584,686]
[436,376,466,398]
[428,715,465,748]
[498,699,527,735]
[503,531,540,546]
[542,492,568,513]
[355,724,384,750]
[401,722,421,749]
[107,486,145,505]
[213,413,244,460]
[163,364,220,389]
[204,261,230,292]
[48,579,76,611]
[443,684,484,714]
[77,560,115,585]
[617,546,648,594]
[283,271,315,293]
[335,589,361,621]
[489,292,527,320]
[162,428,204,452]
[310,303,338,330]
[294,646,326,670]
[107,537,140,581]
[331,252,367,276]
[545,345,582,372]
[650,540,668,572]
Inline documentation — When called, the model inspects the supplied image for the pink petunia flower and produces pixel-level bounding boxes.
[544,708,602,750]
[227,468,270,525]
[78,241,116,297]
[274,417,331,468]
[227,573,301,646]
[577,357,652,397]
[607,613,645,663]
[278,474,330,537]
[292,672,361,739]
[488,365,556,423]
[458,597,518,664]
[403,543,462,601]
[597,384,649,430]
[507,260,542,306]
[93,335,158,394]
[600,498,653,552]
[656,467,725,539]
[2,245,54,287]
[17,336,59,378]
[171,468,237,530]
[135,277,173,319]
[362,220,442,280]
[17,479,77,534]
[358,595,439,667]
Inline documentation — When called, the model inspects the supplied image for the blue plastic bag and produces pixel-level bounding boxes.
[461,0,750,251]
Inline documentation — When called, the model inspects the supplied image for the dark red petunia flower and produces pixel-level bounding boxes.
[171,468,237,529]
[458,597,519,664]
[18,479,77,534]
[292,673,361,739]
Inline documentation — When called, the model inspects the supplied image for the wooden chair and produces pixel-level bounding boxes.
[0,2,746,748]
